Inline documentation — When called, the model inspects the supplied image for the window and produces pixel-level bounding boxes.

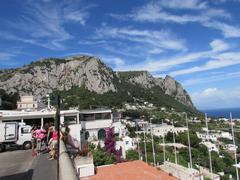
[83,114,95,121]
[95,113,102,120]
[126,141,129,145]
[21,127,30,134]
[101,113,111,119]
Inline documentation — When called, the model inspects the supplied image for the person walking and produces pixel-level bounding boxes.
[35,126,46,155]
[31,126,37,157]
[49,130,58,160]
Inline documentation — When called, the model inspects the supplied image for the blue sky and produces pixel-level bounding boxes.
[0,0,240,110]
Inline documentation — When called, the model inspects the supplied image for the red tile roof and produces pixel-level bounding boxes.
[88,160,176,180]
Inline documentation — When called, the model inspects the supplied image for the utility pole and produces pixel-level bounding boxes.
[205,113,213,180]
[136,121,141,160]
[162,119,166,163]
[150,118,156,166]
[185,113,192,169]
[57,95,60,180]
[143,124,148,163]
[230,112,239,180]
[172,119,178,164]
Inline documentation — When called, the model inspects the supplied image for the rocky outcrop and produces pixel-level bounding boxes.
[163,75,194,108]
[0,55,194,108]
[0,56,116,100]
[118,71,194,108]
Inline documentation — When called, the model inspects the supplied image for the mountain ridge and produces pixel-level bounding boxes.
[0,55,197,114]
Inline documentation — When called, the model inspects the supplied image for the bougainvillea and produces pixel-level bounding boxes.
[104,127,124,162]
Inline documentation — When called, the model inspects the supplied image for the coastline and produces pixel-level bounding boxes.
[201,107,240,119]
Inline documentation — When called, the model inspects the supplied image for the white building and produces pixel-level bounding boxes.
[0,109,79,127]
[197,131,233,142]
[220,132,233,140]
[79,109,122,142]
[17,96,38,111]
[201,141,219,153]
[146,124,188,137]
[225,144,238,151]
[116,136,136,159]
[122,136,135,151]
[196,132,218,142]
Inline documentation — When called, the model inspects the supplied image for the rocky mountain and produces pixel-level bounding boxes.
[116,71,194,108]
[0,55,196,111]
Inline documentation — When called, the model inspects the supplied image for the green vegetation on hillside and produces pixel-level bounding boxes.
[50,77,201,116]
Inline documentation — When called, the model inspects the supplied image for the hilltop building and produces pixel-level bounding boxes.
[17,96,38,111]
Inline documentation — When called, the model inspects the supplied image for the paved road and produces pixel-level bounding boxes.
[0,149,57,180]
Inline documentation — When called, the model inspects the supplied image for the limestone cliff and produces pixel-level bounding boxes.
[0,55,195,109]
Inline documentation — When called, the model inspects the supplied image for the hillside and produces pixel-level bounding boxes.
[0,55,199,115]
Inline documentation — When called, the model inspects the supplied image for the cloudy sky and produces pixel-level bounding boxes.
[0,0,240,109]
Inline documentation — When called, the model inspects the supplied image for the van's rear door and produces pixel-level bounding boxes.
[5,123,17,141]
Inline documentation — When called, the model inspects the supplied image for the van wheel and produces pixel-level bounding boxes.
[0,144,6,152]
[23,142,32,150]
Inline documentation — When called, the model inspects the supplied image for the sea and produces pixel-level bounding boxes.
[201,108,240,119]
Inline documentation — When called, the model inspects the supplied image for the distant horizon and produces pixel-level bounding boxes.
[200,107,240,111]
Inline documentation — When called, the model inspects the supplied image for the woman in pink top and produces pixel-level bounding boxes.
[35,127,46,155]
[49,130,58,160]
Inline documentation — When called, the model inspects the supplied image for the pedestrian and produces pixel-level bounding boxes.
[31,126,37,157]
[47,122,54,144]
[35,126,46,155]
[49,130,58,160]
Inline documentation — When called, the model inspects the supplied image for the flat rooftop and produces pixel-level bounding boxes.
[88,160,176,180]
[79,109,111,114]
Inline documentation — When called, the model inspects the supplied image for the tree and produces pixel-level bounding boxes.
[0,89,20,110]
[176,131,201,148]
[126,149,139,160]
[92,148,116,166]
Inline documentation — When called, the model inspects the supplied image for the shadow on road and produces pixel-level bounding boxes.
[0,169,34,180]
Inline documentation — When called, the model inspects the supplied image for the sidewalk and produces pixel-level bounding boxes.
[31,153,57,180]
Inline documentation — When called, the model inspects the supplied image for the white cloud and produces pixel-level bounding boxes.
[203,21,240,38]
[63,4,95,26]
[210,39,230,52]
[0,52,19,66]
[64,11,88,26]
[115,50,211,72]
[98,55,125,67]
[0,52,15,61]
[183,71,240,86]
[170,51,240,76]
[111,1,239,39]
[95,26,186,52]
[159,0,208,10]
[0,1,93,50]
[191,87,240,109]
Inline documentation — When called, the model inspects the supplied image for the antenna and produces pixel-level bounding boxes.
[205,113,213,179]
[230,112,239,180]
[150,118,156,166]
[172,119,178,164]
[143,125,148,163]
[162,119,166,163]
[186,113,193,169]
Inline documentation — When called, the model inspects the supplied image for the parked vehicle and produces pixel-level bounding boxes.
[0,122,32,152]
